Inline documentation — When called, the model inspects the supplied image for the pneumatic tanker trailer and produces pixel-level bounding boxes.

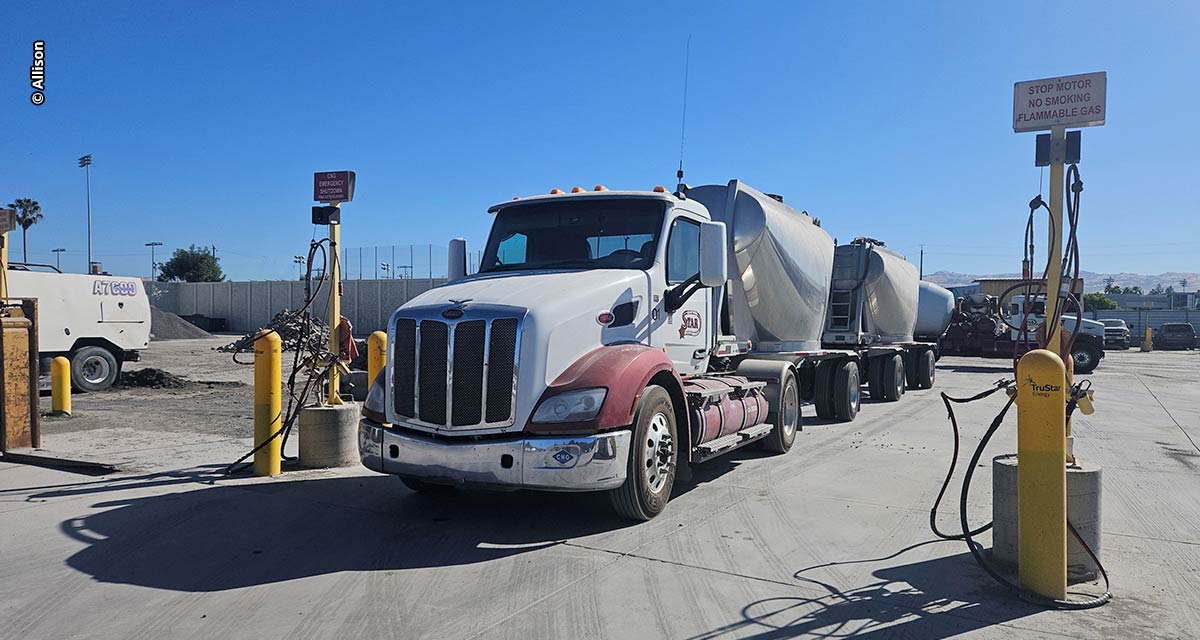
[359,179,937,520]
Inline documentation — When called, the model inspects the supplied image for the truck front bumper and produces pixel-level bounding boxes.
[359,420,631,491]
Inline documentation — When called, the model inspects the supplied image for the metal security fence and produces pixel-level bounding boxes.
[337,244,486,280]
[147,278,449,335]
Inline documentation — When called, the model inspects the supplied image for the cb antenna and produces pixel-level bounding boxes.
[676,35,691,193]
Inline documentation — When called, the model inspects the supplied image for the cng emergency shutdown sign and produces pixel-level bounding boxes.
[1013,72,1106,132]
[314,171,356,203]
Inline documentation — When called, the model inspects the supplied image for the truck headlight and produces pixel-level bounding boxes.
[532,388,607,423]
[362,371,387,423]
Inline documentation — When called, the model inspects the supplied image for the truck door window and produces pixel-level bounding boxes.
[666,217,701,284]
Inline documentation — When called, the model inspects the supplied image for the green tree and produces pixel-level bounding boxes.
[1103,283,1123,295]
[1082,292,1118,312]
[1149,284,1165,295]
[1121,286,1143,295]
[158,244,224,282]
[6,198,43,263]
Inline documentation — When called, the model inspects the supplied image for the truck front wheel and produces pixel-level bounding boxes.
[71,346,121,392]
[1071,342,1102,374]
[611,385,677,521]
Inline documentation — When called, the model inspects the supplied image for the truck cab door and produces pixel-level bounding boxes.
[655,215,711,374]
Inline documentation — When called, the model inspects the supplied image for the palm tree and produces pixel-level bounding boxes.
[7,198,43,263]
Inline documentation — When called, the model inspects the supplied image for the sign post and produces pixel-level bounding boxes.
[314,171,356,405]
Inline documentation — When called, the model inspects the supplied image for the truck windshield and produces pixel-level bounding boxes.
[479,199,666,273]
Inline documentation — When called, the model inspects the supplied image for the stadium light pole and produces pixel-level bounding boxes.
[294,255,305,279]
[145,242,163,280]
[78,155,93,272]
[51,247,66,270]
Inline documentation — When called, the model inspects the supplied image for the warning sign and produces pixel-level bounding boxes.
[1013,72,1106,133]
[314,171,356,203]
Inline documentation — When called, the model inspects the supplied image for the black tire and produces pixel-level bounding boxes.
[867,357,884,400]
[762,370,800,453]
[1071,342,1102,374]
[70,346,120,392]
[832,361,860,422]
[880,354,905,401]
[610,385,677,521]
[813,361,835,419]
[400,477,454,494]
[904,353,920,390]
[916,349,936,389]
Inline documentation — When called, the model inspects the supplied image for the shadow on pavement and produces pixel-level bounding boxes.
[689,548,1040,640]
[60,474,645,591]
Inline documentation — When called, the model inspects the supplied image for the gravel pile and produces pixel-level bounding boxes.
[115,368,192,389]
[151,306,213,341]
[215,309,329,353]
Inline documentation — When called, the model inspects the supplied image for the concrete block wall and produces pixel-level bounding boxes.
[147,278,448,334]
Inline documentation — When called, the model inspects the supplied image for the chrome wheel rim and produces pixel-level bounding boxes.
[782,383,800,435]
[81,355,111,385]
[895,360,904,396]
[1074,349,1092,368]
[848,376,860,411]
[644,412,674,493]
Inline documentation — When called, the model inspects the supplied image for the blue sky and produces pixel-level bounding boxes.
[3,2,1197,281]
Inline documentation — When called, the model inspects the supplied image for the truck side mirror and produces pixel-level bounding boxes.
[699,221,727,287]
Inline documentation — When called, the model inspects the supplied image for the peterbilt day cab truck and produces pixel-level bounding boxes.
[7,266,151,390]
[359,181,939,520]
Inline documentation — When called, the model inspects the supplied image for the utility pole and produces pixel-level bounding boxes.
[211,245,217,259]
[51,247,66,271]
[1182,278,1190,323]
[78,154,93,273]
[145,242,162,280]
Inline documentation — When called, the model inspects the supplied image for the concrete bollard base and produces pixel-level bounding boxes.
[298,403,361,468]
[992,454,1103,583]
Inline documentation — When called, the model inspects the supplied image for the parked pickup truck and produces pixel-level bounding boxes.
[359,181,939,520]
[1100,319,1130,349]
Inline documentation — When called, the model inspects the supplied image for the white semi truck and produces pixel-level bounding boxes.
[359,181,939,519]
[7,267,151,390]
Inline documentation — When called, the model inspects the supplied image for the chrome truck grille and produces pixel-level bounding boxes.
[390,306,523,430]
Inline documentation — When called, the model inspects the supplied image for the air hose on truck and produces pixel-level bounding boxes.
[928,163,1112,609]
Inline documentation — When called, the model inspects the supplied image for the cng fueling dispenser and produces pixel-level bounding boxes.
[934,72,1111,610]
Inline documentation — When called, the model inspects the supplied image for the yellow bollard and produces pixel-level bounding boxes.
[368,331,387,385]
[1141,327,1153,352]
[253,329,282,477]
[1016,348,1068,600]
[51,356,71,415]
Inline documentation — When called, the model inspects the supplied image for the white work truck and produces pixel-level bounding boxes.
[360,181,937,520]
[8,267,150,390]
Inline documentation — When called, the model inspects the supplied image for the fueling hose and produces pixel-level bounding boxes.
[928,162,1111,609]
[223,238,340,475]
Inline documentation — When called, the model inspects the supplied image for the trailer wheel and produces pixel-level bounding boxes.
[916,349,936,389]
[832,361,860,421]
[1071,342,1102,375]
[610,385,677,521]
[71,346,121,392]
[880,354,905,401]
[867,357,884,400]
[759,369,800,453]
[813,361,835,419]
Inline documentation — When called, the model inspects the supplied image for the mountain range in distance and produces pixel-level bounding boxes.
[923,270,1200,293]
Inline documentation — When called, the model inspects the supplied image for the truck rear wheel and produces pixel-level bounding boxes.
[916,349,936,389]
[71,346,121,392]
[610,385,677,521]
[832,361,859,421]
[813,361,835,419]
[880,354,905,401]
[761,370,800,453]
